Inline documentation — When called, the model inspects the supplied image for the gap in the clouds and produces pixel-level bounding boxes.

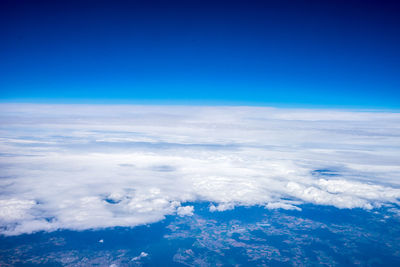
[1,203,399,265]
[104,198,121,205]
[311,169,340,177]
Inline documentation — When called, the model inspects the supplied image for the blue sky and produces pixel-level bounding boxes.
[1,0,399,108]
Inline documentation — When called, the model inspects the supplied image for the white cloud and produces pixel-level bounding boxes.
[0,199,36,222]
[177,206,194,217]
[132,252,148,261]
[0,104,399,235]
[209,203,235,212]
[265,202,302,211]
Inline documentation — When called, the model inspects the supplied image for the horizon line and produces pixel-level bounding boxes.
[1,99,399,112]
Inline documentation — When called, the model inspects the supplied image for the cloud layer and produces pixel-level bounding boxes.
[0,104,400,235]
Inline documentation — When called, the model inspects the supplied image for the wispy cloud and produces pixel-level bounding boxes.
[0,104,399,235]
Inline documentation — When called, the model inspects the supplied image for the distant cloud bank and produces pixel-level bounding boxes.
[0,104,399,235]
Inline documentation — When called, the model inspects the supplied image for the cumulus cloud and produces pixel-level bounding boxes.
[0,104,399,235]
[132,252,148,261]
[265,202,302,211]
[177,206,194,217]
[209,203,235,212]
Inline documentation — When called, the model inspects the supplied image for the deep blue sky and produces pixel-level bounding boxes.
[1,0,399,108]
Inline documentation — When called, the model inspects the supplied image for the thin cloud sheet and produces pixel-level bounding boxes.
[0,104,399,235]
